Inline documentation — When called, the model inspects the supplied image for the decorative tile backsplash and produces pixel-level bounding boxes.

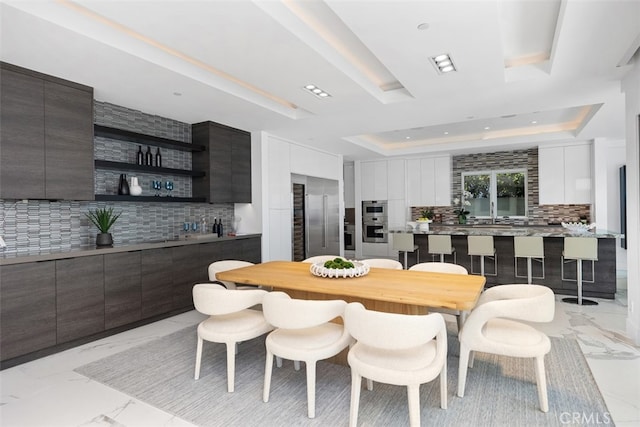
[0,101,234,255]
[413,148,591,225]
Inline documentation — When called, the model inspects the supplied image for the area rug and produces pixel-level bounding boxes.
[75,327,611,426]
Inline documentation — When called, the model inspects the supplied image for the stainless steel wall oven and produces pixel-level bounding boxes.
[362,200,388,243]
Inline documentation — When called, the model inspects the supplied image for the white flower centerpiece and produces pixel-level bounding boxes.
[453,191,472,224]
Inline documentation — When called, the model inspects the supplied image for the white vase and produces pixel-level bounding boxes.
[129,177,143,196]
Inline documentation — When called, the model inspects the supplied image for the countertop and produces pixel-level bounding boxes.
[0,233,261,265]
[389,224,622,238]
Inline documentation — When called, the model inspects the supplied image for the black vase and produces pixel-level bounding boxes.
[96,232,113,247]
[118,174,130,195]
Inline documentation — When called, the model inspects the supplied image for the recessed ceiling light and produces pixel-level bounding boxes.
[405,136,411,140]
[531,120,538,124]
[430,53,457,74]
[303,84,331,99]
[444,131,449,135]
[484,126,491,130]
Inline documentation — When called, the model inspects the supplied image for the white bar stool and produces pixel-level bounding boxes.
[514,236,545,284]
[467,235,497,276]
[428,235,456,263]
[392,233,419,269]
[562,237,598,306]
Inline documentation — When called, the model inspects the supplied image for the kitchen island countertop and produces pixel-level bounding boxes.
[389,224,621,238]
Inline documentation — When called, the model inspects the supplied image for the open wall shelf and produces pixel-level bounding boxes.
[94,160,205,177]
[94,124,205,152]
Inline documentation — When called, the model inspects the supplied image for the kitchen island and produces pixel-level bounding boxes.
[389,225,620,299]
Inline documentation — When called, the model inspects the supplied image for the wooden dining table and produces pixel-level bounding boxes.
[216,260,486,315]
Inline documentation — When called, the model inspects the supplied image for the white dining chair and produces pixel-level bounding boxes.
[360,258,403,269]
[457,284,555,412]
[302,255,343,264]
[409,262,470,331]
[192,283,273,392]
[262,291,353,418]
[208,260,255,289]
[345,302,448,427]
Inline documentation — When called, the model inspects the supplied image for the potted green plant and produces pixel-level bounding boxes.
[418,208,434,222]
[86,207,121,247]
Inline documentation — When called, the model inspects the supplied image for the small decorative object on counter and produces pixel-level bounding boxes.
[145,146,153,166]
[417,208,433,231]
[218,219,223,237]
[200,217,207,234]
[155,147,162,167]
[129,176,142,196]
[118,174,130,195]
[85,207,121,247]
[136,146,144,165]
[212,217,219,235]
[453,191,472,224]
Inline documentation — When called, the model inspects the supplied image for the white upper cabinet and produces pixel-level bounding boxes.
[406,155,451,206]
[360,160,388,200]
[539,143,592,205]
[387,159,405,200]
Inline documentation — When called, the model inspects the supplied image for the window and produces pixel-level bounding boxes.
[462,169,527,218]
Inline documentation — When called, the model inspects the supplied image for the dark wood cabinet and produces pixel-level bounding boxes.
[172,245,206,310]
[44,80,94,200]
[192,121,252,203]
[0,62,94,200]
[141,248,174,319]
[104,252,141,329]
[0,67,46,199]
[0,236,261,366]
[56,256,105,344]
[0,262,56,360]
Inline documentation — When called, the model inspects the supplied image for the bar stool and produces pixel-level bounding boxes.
[514,236,545,284]
[392,233,419,269]
[562,237,598,306]
[467,235,497,277]
[428,235,456,263]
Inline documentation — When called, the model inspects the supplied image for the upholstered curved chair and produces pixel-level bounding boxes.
[302,255,343,264]
[345,303,448,427]
[262,292,353,418]
[457,284,555,412]
[208,260,255,290]
[192,283,273,392]
[409,262,469,331]
[360,258,403,270]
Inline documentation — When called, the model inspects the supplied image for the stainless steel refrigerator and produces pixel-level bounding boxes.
[292,175,340,259]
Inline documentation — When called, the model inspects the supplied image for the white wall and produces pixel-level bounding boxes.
[258,132,344,262]
[592,138,627,270]
[621,56,640,345]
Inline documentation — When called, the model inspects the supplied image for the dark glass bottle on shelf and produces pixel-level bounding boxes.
[155,148,162,167]
[118,173,130,195]
[145,146,152,166]
[136,146,144,165]
[212,218,218,235]
[218,219,223,237]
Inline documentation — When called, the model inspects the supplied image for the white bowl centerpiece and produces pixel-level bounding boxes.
[561,222,595,233]
[310,257,370,278]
